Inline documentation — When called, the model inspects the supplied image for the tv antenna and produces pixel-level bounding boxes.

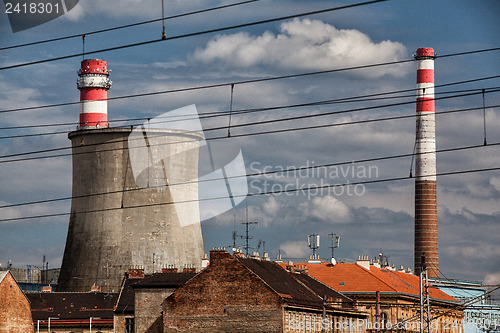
[307,234,320,256]
[328,233,340,264]
[378,252,389,267]
[242,204,258,256]
[230,213,244,251]
[257,240,266,253]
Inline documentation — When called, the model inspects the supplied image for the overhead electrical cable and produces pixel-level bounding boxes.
[0,0,258,51]
[1,93,499,162]
[1,140,499,210]
[2,164,500,223]
[2,83,499,131]
[0,0,388,71]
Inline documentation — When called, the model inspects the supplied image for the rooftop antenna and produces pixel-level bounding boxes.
[257,240,266,253]
[328,233,340,264]
[231,213,243,251]
[242,203,258,256]
[378,252,389,267]
[307,234,320,256]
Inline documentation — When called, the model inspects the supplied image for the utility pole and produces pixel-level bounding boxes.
[419,253,432,333]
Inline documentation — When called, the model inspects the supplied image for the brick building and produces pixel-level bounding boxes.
[281,257,464,333]
[0,271,34,333]
[27,290,118,332]
[114,267,196,333]
[162,249,368,333]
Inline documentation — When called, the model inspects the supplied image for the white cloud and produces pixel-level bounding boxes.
[62,3,85,22]
[192,18,410,78]
[262,195,280,216]
[280,240,309,258]
[484,272,500,285]
[302,195,351,222]
[489,176,500,192]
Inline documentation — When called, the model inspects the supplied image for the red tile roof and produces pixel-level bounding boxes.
[279,262,457,302]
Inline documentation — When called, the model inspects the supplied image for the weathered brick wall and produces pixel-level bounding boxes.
[0,272,34,333]
[164,306,282,333]
[163,251,283,332]
[135,288,176,333]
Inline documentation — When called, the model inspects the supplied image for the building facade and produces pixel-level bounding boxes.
[281,256,464,333]
[27,290,118,333]
[0,271,34,333]
[113,267,197,333]
[162,249,368,333]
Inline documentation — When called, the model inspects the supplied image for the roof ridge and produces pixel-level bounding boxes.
[289,271,323,302]
[354,264,397,292]
[381,269,419,294]
[235,257,285,300]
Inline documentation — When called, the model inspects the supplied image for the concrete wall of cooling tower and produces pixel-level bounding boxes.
[57,128,204,292]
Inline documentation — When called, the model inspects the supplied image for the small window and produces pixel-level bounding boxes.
[125,317,135,333]
[340,282,346,286]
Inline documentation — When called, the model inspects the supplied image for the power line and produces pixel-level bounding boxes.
[0,84,496,142]
[0,58,416,115]
[0,79,498,143]
[1,84,497,142]
[2,164,500,223]
[2,82,498,131]
[0,0,262,51]
[3,140,500,210]
[2,93,498,164]
[1,53,499,116]
[0,0,388,71]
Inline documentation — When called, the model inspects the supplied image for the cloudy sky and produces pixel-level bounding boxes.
[0,0,499,286]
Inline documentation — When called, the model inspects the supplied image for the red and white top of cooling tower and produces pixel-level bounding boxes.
[77,59,112,129]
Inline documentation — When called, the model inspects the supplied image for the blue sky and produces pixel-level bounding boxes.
[0,0,499,285]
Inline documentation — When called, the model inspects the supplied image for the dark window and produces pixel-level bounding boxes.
[125,317,135,333]
[381,312,388,330]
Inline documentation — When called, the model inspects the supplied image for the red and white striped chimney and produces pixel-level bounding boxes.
[414,48,438,278]
[77,59,112,129]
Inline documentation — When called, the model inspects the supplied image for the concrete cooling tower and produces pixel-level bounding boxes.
[57,60,205,292]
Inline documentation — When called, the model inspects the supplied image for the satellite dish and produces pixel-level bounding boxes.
[331,257,337,265]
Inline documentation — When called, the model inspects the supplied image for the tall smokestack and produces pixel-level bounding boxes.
[77,59,112,129]
[414,48,438,278]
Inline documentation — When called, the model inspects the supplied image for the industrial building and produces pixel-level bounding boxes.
[57,59,205,292]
